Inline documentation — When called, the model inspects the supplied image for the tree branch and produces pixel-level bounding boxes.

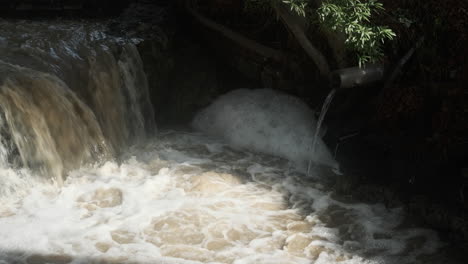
[185,0,286,64]
[273,1,330,76]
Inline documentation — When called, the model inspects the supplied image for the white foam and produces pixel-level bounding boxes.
[192,89,338,172]
[0,131,443,263]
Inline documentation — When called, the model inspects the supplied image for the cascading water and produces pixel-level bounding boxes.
[0,62,111,184]
[0,17,459,264]
[0,20,155,184]
[308,89,337,176]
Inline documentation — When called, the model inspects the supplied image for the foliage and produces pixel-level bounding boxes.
[317,0,395,66]
[245,0,395,67]
[281,0,309,17]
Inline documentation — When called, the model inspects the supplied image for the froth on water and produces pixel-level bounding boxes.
[0,131,447,264]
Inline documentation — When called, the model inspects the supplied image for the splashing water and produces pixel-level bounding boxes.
[193,89,338,173]
[0,18,457,264]
[0,20,155,183]
[0,131,447,264]
[308,89,337,176]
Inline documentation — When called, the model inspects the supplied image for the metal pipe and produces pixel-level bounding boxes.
[330,64,384,90]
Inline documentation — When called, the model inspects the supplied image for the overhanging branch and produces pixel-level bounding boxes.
[273,1,330,76]
[185,0,286,64]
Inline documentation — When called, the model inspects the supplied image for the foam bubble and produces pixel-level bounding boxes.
[192,89,338,172]
[0,131,444,264]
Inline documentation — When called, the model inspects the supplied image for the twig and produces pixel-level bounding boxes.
[378,36,425,104]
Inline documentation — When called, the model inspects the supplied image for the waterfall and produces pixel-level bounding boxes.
[307,88,337,175]
[0,19,448,264]
[0,20,155,183]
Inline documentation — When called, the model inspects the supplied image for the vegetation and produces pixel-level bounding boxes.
[245,0,395,66]
[317,0,395,66]
[204,0,468,242]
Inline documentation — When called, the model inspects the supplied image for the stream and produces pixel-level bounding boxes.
[0,18,459,264]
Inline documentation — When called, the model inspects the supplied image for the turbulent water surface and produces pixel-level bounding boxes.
[0,19,154,184]
[0,17,458,264]
[0,130,449,264]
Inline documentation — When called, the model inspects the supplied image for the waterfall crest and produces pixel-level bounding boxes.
[0,20,155,183]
